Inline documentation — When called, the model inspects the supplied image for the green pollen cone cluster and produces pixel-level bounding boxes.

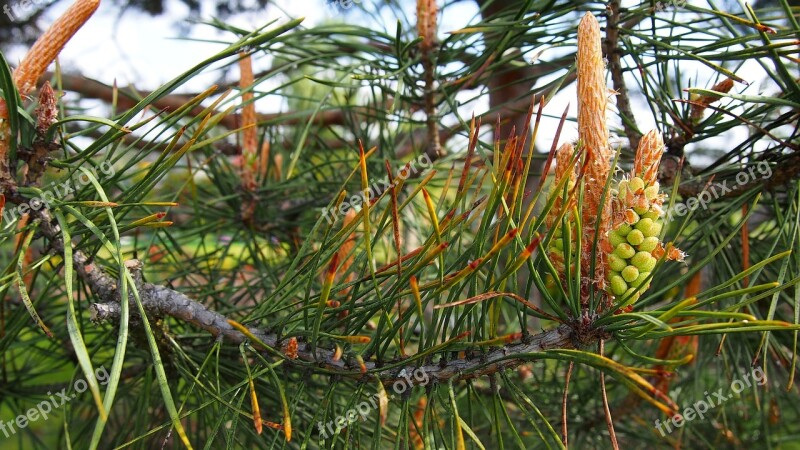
[604,130,684,306]
[606,176,664,304]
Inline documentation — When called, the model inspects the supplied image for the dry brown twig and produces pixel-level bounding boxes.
[605,0,642,151]
[417,0,443,161]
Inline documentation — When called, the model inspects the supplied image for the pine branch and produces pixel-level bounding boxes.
[38,71,350,129]
[657,152,799,199]
[2,185,584,388]
[605,0,641,151]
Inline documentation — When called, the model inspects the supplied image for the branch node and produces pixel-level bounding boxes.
[89,302,118,323]
[125,259,144,287]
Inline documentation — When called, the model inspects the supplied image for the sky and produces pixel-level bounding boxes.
[2,0,781,164]
[2,0,606,153]
[6,0,480,92]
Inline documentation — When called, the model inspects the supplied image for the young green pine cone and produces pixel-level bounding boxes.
[605,131,684,305]
[605,175,661,303]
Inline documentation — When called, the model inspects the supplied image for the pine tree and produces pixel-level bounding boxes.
[1,0,799,448]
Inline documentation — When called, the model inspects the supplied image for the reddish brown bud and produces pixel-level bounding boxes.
[35,82,58,138]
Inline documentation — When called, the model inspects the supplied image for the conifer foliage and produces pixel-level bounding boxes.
[0,0,799,448]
